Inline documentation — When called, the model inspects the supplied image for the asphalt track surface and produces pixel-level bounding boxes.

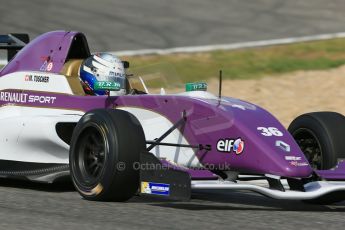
[1,1,345,229]
[1,0,345,52]
[0,178,343,230]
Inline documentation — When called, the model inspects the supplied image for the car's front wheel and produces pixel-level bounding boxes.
[288,111,345,204]
[288,112,345,170]
[69,109,145,201]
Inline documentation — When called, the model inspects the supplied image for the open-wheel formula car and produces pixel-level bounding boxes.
[1,31,345,204]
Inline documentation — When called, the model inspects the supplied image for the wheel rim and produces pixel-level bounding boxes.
[75,125,107,186]
[292,128,323,169]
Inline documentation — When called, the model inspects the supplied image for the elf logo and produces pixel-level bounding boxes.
[217,138,245,154]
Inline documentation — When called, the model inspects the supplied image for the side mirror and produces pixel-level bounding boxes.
[122,61,129,69]
[0,33,29,62]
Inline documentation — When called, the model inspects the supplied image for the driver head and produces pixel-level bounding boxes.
[79,53,126,96]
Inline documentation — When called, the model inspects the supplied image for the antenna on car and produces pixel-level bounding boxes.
[218,70,222,100]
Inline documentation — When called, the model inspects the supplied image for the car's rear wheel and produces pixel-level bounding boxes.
[288,112,345,204]
[69,109,145,201]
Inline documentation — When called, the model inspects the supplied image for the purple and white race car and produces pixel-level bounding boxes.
[1,31,345,204]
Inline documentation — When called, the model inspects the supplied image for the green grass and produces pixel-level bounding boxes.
[122,38,345,82]
[2,38,344,83]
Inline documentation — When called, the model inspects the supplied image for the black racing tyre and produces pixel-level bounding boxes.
[288,112,345,170]
[69,109,145,201]
[288,112,345,204]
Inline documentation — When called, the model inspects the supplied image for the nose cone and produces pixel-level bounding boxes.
[250,129,314,178]
[232,134,314,178]
[208,98,314,178]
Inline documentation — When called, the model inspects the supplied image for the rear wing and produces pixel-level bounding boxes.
[0,33,29,62]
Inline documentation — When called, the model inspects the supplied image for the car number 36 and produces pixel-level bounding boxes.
[257,127,283,136]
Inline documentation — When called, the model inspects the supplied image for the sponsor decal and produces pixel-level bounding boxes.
[25,74,32,81]
[217,138,244,155]
[0,92,27,103]
[185,82,208,92]
[141,182,170,196]
[0,91,56,104]
[109,71,125,78]
[285,156,302,161]
[46,62,53,71]
[24,74,49,83]
[275,140,291,152]
[40,60,53,72]
[289,161,309,167]
[94,81,121,91]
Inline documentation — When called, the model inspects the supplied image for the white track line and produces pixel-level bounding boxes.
[112,32,345,56]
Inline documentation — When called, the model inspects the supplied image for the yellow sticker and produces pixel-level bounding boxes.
[141,182,149,194]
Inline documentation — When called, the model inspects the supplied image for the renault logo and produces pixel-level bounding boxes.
[275,140,290,152]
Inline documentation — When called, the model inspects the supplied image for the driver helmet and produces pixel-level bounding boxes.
[79,53,126,96]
